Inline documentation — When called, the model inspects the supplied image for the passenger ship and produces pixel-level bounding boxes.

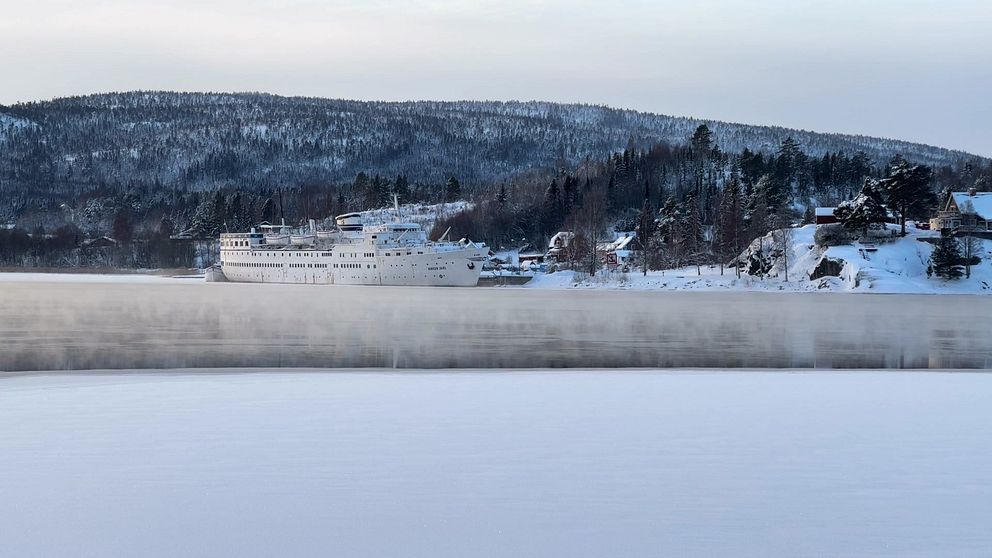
[213,212,487,287]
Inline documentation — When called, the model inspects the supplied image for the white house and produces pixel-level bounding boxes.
[597,232,638,268]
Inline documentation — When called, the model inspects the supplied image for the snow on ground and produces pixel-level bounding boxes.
[1,369,990,558]
[4,222,990,295]
[527,224,992,294]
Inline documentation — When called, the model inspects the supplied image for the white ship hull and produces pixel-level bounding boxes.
[218,213,487,287]
[219,245,485,287]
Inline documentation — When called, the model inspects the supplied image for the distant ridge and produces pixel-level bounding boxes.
[0,91,984,189]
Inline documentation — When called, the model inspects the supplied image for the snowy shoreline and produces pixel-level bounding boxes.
[1,268,989,294]
[3,367,987,382]
[2,223,990,295]
[523,224,992,295]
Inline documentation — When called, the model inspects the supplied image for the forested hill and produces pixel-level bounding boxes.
[0,92,984,195]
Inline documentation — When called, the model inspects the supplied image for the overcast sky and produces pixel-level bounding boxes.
[2,0,990,156]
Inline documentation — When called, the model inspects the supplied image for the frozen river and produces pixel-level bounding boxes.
[1,278,991,371]
[2,370,990,557]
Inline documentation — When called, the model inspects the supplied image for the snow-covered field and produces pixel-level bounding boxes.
[527,225,992,294]
[2,369,990,557]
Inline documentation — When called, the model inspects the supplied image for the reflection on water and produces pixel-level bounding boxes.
[0,281,990,371]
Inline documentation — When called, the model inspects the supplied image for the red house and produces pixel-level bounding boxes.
[815,207,838,225]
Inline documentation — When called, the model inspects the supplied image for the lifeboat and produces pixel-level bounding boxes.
[265,234,290,245]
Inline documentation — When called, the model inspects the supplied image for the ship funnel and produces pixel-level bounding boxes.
[335,213,364,232]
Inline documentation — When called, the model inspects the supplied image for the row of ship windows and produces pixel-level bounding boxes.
[224,250,429,258]
[224,262,332,269]
[223,261,379,270]
[224,251,326,257]
[337,251,424,257]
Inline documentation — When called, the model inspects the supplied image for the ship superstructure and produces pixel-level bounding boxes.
[215,212,487,286]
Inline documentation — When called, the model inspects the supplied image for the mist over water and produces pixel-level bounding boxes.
[1,280,990,371]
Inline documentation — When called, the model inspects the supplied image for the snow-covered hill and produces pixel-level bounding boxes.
[526,225,992,294]
[1,92,984,191]
[0,109,33,141]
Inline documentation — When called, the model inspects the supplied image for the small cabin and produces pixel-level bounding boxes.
[546,231,576,263]
[815,207,838,225]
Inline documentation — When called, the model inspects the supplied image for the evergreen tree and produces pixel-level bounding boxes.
[773,137,803,203]
[746,175,776,239]
[635,193,657,275]
[833,179,888,235]
[747,188,771,243]
[930,232,964,279]
[541,179,562,235]
[112,207,134,244]
[716,178,745,276]
[158,216,175,238]
[444,176,461,203]
[658,196,685,267]
[189,191,225,238]
[562,175,577,216]
[394,174,410,202]
[690,124,713,156]
[606,173,617,211]
[495,184,509,207]
[156,216,176,267]
[681,193,703,272]
[362,174,390,210]
[352,172,370,209]
[878,160,935,236]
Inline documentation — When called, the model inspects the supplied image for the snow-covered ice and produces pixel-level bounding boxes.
[1,369,990,557]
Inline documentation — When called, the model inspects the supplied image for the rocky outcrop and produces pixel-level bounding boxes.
[809,256,845,280]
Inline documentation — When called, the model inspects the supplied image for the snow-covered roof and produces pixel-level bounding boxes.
[595,233,637,253]
[548,231,575,249]
[950,192,992,219]
[610,234,636,251]
[815,207,836,217]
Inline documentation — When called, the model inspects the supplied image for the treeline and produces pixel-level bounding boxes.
[1,90,991,269]
[2,91,983,225]
[0,223,191,268]
[434,125,991,273]
[0,172,464,267]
